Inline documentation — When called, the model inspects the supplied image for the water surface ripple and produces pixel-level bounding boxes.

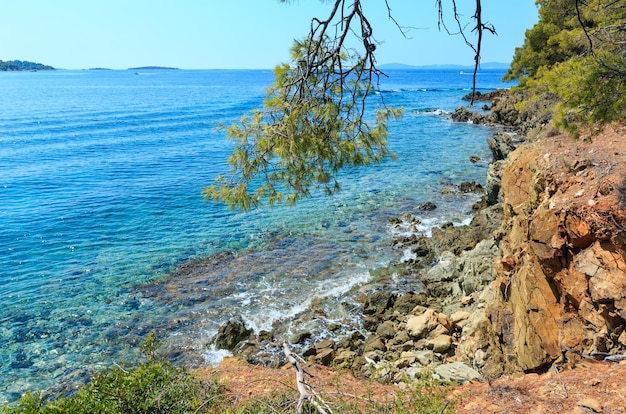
[0,68,510,402]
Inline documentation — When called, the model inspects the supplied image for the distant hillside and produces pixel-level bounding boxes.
[0,60,55,71]
[380,62,509,70]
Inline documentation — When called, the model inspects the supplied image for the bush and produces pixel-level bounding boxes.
[3,333,227,414]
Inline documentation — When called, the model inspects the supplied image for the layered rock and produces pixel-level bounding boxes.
[486,127,626,373]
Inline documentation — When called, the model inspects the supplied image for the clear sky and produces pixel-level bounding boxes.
[0,1,538,70]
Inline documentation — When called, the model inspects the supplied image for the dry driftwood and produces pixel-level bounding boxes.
[283,342,332,414]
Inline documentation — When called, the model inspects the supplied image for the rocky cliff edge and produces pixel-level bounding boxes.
[486,125,626,374]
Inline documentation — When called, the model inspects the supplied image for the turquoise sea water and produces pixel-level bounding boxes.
[0,68,511,402]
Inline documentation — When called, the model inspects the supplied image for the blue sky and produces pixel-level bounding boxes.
[1,1,538,70]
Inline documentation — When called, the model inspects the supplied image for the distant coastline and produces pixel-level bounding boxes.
[0,60,55,71]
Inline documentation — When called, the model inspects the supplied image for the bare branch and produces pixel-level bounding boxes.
[437,0,497,105]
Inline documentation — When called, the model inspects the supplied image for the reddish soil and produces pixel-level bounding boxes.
[456,361,626,413]
[199,358,626,413]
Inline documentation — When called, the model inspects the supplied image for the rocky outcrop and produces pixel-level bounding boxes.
[211,316,253,352]
[486,127,626,373]
[211,91,625,388]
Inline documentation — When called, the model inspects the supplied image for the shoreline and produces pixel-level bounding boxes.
[202,93,519,380]
[206,90,626,390]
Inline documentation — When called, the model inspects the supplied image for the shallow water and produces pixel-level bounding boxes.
[0,68,511,402]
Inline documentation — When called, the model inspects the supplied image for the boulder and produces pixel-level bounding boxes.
[313,348,335,366]
[434,362,482,383]
[333,350,357,368]
[487,132,515,162]
[362,335,387,353]
[429,334,454,353]
[376,320,396,339]
[406,309,438,339]
[362,291,395,315]
[212,317,252,351]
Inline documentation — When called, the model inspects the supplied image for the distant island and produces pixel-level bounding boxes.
[89,67,112,71]
[0,60,55,71]
[128,66,180,70]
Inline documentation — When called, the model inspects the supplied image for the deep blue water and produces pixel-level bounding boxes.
[0,68,511,402]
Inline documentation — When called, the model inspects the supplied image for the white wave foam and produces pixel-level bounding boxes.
[201,344,233,367]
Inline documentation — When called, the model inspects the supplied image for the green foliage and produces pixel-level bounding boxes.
[504,0,584,81]
[539,53,626,132]
[0,60,54,71]
[505,0,626,131]
[3,332,456,414]
[204,38,402,210]
[3,334,226,414]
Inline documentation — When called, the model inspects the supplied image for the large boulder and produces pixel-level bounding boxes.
[212,316,253,351]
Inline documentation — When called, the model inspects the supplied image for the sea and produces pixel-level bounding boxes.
[0,68,512,402]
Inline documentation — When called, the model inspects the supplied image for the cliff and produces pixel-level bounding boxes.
[486,125,626,373]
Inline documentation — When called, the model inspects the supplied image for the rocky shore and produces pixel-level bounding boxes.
[209,90,626,391]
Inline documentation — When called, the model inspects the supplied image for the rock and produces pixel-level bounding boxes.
[290,331,312,345]
[414,350,435,366]
[315,339,336,351]
[487,132,515,162]
[404,366,426,379]
[392,329,410,345]
[258,330,273,341]
[393,292,428,314]
[363,315,382,332]
[362,291,395,315]
[461,296,474,306]
[429,334,454,353]
[473,349,488,368]
[388,217,403,225]
[406,309,438,339]
[433,362,482,383]
[578,398,603,413]
[450,310,471,324]
[376,320,396,339]
[576,242,626,307]
[458,181,484,193]
[362,335,387,353]
[485,132,626,373]
[486,160,506,205]
[395,352,416,369]
[333,350,357,368]
[336,331,365,351]
[418,201,438,211]
[452,106,484,124]
[212,317,252,351]
[302,346,317,357]
[313,348,335,366]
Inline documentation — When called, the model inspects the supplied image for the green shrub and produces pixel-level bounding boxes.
[3,333,227,414]
[4,333,457,414]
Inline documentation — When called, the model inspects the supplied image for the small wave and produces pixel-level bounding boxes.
[201,345,233,367]
[411,108,450,116]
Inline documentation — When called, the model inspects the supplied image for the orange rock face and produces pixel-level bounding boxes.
[489,125,626,372]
